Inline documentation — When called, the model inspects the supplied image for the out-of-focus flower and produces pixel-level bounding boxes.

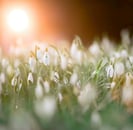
[34,96,56,119]
[114,52,121,59]
[122,73,133,106]
[75,50,83,64]
[1,58,9,68]
[29,53,36,73]
[120,50,128,59]
[121,29,130,45]
[35,85,43,99]
[110,57,115,64]
[58,92,63,102]
[7,65,14,76]
[106,65,114,78]
[78,83,97,111]
[129,56,133,64]
[111,81,116,89]
[70,72,78,85]
[48,47,59,66]
[60,54,68,70]
[89,41,101,57]
[126,60,131,69]
[27,72,33,83]
[91,112,102,128]
[70,40,78,59]
[125,72,133,87]
[11,76,17,87]
[0,72,5,84]
[43,81,50,93]
[122,86,133,105]
[114,62,125,77]
[43,48,50,66]
[35,77,43,99]
[70,36,84,64]
[101,36,114,54]
[63,77,68,85]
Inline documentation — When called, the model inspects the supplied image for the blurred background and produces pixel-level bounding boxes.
[0,0,133,46]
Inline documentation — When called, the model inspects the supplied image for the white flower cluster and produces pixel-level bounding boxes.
[0,31,133,120]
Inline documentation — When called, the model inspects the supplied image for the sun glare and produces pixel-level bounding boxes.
[7,8,29,33]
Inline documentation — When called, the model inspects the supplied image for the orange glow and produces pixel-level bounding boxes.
[6,8,30,33]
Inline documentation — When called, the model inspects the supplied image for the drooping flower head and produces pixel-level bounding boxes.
[43,48,50,66]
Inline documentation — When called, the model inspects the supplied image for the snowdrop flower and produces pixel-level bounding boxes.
[27,72,34,83]
[43,81,50,93]
[34,96,56,119]
[78,83,97,111]
[35,77,43,99]
[29,54,36,73]
[53,72,59,83]
[70,72,78,85]
[60,54,68,70]
[89,41,101,57]
[43,48,50,66]
[0,72,5,84]
[70,36,84,63]
[58,92,63,102]
[106,65,114,78]
[11,76,17,87]
[114,62,125,77]
[36,46,43,63]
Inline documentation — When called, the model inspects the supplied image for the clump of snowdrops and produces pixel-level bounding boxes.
[1,32,133,130]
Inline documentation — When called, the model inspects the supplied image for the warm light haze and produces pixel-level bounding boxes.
[6,8,29,33]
